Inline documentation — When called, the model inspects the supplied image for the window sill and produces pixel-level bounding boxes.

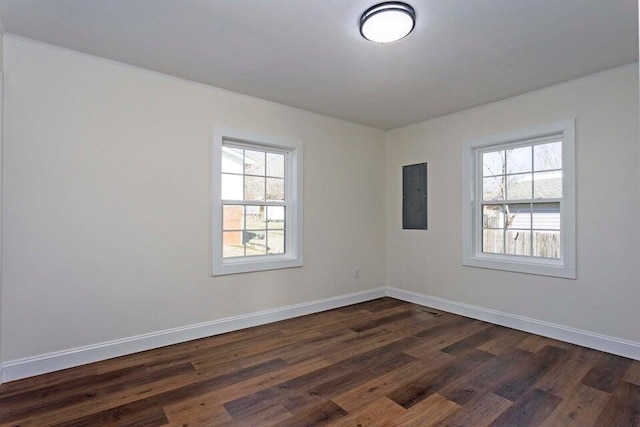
[462,256,576,279]
[212,255,303,276]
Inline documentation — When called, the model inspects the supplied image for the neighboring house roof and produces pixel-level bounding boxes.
[485,174,562,202]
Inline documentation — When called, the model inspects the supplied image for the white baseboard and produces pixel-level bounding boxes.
[0,287,386,383]
[3,285,638,384]
[386,287,640,361]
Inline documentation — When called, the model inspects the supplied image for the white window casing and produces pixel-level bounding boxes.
[212,128,303,276]
[462,120,576,279]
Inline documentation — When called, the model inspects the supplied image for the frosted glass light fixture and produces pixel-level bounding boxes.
[360,2,416,43]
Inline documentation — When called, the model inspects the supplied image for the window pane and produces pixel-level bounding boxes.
[267,206,285,229]
[506,146,532,174]
[533,231,560,259]
[223,205,244,231]
[245,205,266,229]
[266,178,285,201]
[482,229,504,254]
[505,203,531,229]
[266,153,285,178]
[483,176,505,201]
[506,173,532,200]
[221,173,243,200]
[482,205,504,228]
[483,150,505,177]
[245,150,265,176]
[267,230,285,254]
[506,230,532,256]
[532,203,560,230]
[223,231,244,258]
[245,230,267,255]
[534,141,562,171]
[534,171,562,199]
[221,146,243,174]
[245,176,265,201]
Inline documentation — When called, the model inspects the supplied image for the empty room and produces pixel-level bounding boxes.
[0,0,638,426]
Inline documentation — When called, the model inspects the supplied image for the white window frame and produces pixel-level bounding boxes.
[462,120,576,279]
[212,128,303,276]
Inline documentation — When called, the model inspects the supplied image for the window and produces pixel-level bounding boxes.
[462,120,576,279]
[212,128,303,276]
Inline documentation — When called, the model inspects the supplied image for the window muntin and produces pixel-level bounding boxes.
[462,120,575,279]
[212,129,303,276]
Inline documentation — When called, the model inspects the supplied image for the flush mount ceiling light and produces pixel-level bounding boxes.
[360,2,416,43]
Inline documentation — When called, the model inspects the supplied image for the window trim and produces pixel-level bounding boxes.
[212,128,303,276]
[462,120,576,279]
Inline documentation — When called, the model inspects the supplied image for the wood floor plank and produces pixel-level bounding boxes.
[273,307,366,335]
[189,329,323,371]
[165,401,233,427]
[196,327,351,370]
[387,349,494,409]
[1,366,201,427]
[1,298,637,427]
[624,361,640,386]
[332,351,455,413]
[277,313,430,366]
[94,358,288,426]
[320,320,435,364]
[540,384,611,427]
[0,361,195,422]
[435,391,512,427]
[489,388,563,427]
[226,403,292,426]
[518,335,561,353]
[477,328,530,356]
[535,346,602,399]
[164,357,329,422]
[50,412,104,427]
[223,336,420,419]
[493,345,569,402]
[0,363,143,409]
[355,297,408,313]
[6,358,285,427]
[282,351,415,414]
[328,397,405,427]
[581,352,633,393]
[349,309,418,333]
[403,319,489,359]
[0,362,111,399]
[274,400,348,427]
[439,347,532,406]
[592,381,640,427]
[100,405,169,427]
[440,324,506,356]
[395,393,461,426]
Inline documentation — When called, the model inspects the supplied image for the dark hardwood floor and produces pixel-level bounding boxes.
[1,297,639,426]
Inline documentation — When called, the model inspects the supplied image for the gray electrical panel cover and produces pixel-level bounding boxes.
[402,163,427,230]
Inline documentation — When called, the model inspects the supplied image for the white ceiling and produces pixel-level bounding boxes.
[0,0,637,130]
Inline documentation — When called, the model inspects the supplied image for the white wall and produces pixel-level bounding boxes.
[1,36,387,362]
[387,64,640,343]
